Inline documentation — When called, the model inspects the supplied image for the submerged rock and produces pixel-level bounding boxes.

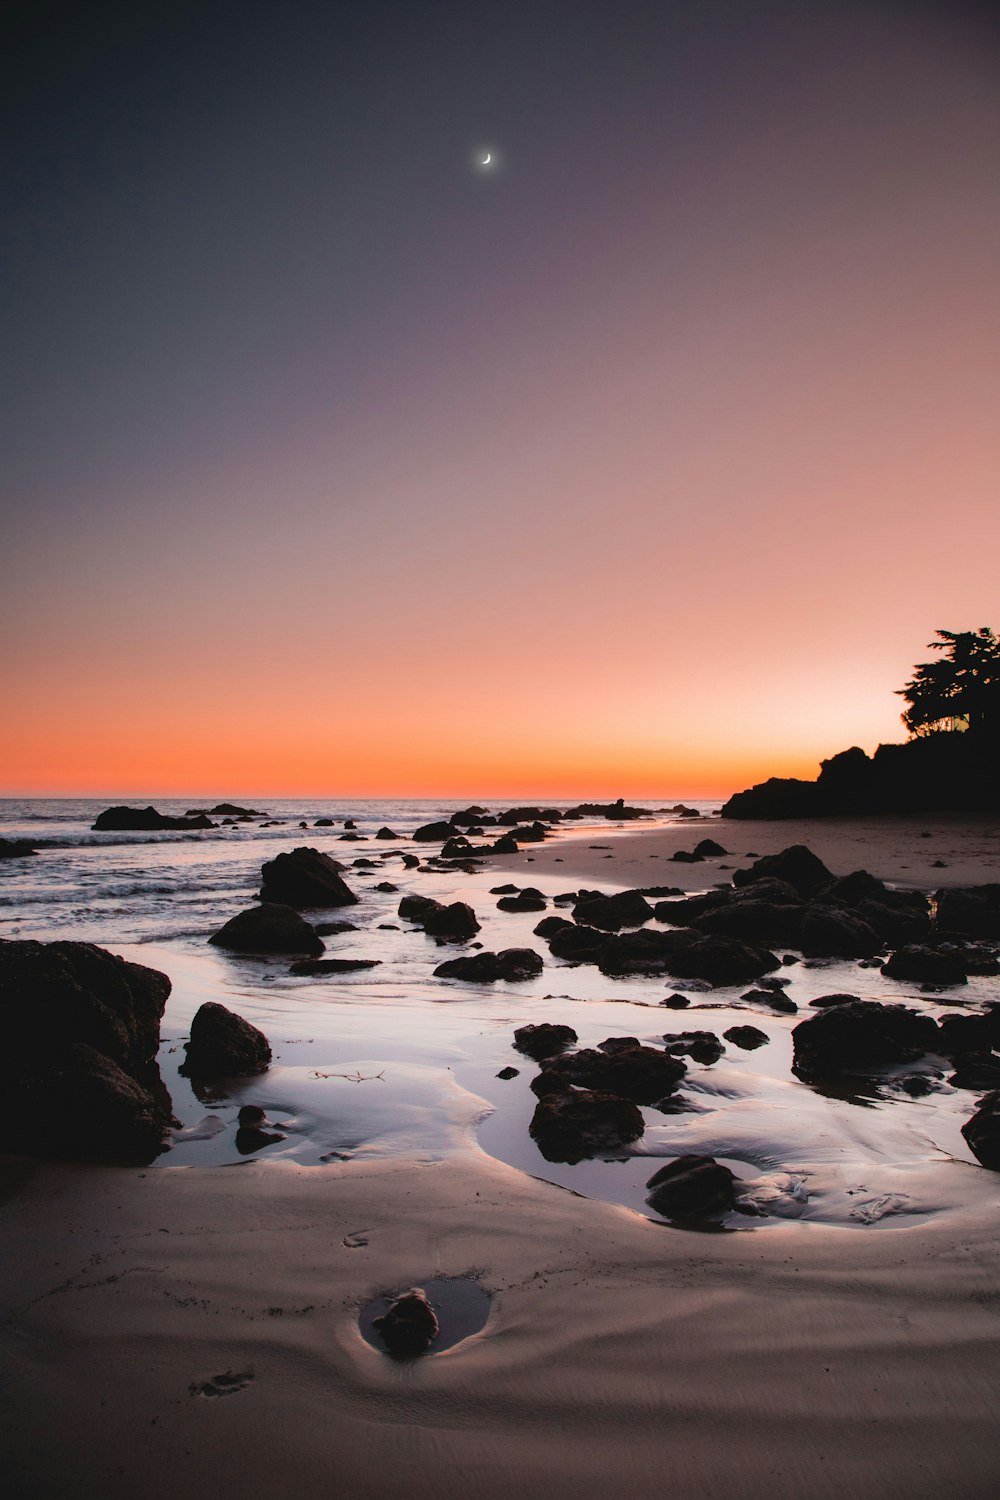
[529,1089,645,1163]
[645,1155,737,1218]
[180,1001,271,1078]
[209,903,325,956]
[259,847,358,908]
[373,1289,439,1357]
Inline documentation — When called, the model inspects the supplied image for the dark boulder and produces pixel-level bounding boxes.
[950,1054,1000,1091]
[497,894,547,913]
[573,890,654,932]
[961,1091,1000,1169]
[721,777,822,820]
[534,915,574,939]
[693,839,727,857]
[792,1001,940,1080]
[696,900,804,947]
[259,847,358,908]
[92,805,214,831]
[741,987,798,1013]
[412,822,454,842]
[935,886,1000,940]
[724,1024,769,1049]
[373,1289,439,1357]
[497,1066,519,1080]
[492,832,521,854]
[808,992,863,1009]
[0,837,37,858]
[398,895,442,923]
[180,1001,270,1078]
[375,827,402,840]
[529,1089,645,1163]
[937,1013,1000,1054]
[732,845,833,897]
[0,939,174,1161]
[208,803,262,817]
[670,849,704,863]
[547,923,608,962]
[514,1022,578,1060]
[533,1044,686,1104]
[853,898,930,946]
[798,906,883,958]
[421,902,481,941]
[645,1155,737,1218]
[597,928,699,977]
[434,948,543,982]
[209,903,325,956]
[663,936,780,986]
[881,945,968,986]
[508,821,548,843]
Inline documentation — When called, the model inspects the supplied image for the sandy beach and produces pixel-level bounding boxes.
[3,811,1000,1498]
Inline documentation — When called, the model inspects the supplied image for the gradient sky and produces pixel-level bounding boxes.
[2,0,998,798]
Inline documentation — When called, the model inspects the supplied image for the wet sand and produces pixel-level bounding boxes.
[3,812,1000,1497]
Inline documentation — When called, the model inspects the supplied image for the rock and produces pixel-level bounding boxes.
[421,902,481,941]
[398,895,442,922]
[807,992,863,1009]
[696,899,804,947]
[209,903,325,956]
[207,804,262,817]
[412,821,455,842]
[670,850,704,863]
[937,1013,1000,1054]
[732,845,834,896]
[547,923,608,962]
[881,945,968,986]
[238,1105,266,1125]
[724,1024,769,1049]
[572,890,654,931]
[497,894,547,912]
[935,886,1000,940]
[950,1054,1000,1090]
[661,1030,725,1064]
[798,906,883,958]
[0,836,37,858]
[496,1066,520,1080]
[661,994,691,1009]
[314,817,335,826]
[529,1089,645,1163]
[663,936,780,986]
[92,805,214,831]
[792,1001,940,1080]
[0,938,174,1161]
[533,1044,686,1104]
[180,1001,271,1078]
[645,1155,737,1218]
[961,1090,1000,1169]
[259,847,358,908]
[508,821,548,843]
[373,1289,439,1357]
[313,920,358,936]
[491,833,520,854]
[288,958,381,974]
[402,854,420,868]
[534,915,574,939]
[375,827,402,840]
[693,839,727,857]
[514,1022,578,1060]
[741,987,797,1013]
[434,949,543,982]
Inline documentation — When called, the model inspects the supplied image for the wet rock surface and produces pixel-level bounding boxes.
[513,1023,578,1060]
[645,1155,738,1219]
[529,1088,645,1163]
[372,1289,439,1357]
[180,1001,271,1078]
[209,903,325,956]
[792,1001,940,1081]
[259,846,358,908]
[434,948,543,982]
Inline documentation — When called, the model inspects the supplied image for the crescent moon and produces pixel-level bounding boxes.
[480,153,491,166]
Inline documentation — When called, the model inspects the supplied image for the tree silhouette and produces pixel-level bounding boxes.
[898,628,1000,741]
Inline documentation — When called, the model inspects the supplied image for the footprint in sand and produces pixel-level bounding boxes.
[343,1230,370,1248]
[189,1369,254,1398]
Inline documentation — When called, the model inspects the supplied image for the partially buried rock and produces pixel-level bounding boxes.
[259,847,358,908]
[209,903,324,956]
[434,949,542,982]
[961,1090,1000,1170]
[724,1024,769,1049]
[373,1289,439,1357]
[375,827,401,840]
[529,1090,644,1163]
[645,1155,737,1218]
[496,1066,520,1080]
[513,1022,577,1061]
[180,1001,271,1078]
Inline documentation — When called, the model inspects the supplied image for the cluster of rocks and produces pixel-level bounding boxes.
[397,895,481,942]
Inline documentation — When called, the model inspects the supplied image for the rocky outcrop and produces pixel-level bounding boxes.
[209,903,325,955]
[881,945,968,986]
[180,1001,270,1077]
[373,1289,439,1357]
[529,1089,645,1163]
[412,821,454,842]
[0,939,173,1160]
[92,805,215,831]
[792,1001,940,1080]
[645,1155,737,1218]
[259,847,358,908]
[732,845,833,896]
[434,948,543,982]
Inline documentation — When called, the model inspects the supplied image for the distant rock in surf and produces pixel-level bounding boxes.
[433,948,543,983]
[209,902,325,956]
[92,805,215,831]
[0,836,37,858]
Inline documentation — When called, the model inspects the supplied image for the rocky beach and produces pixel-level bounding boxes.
[3,797,1000,1497]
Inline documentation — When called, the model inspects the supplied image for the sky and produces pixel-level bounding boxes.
[2,0,998,798]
